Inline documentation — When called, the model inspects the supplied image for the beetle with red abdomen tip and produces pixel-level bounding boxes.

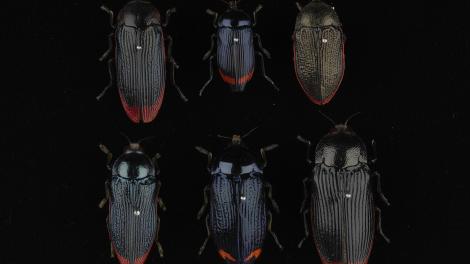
[97,0,188,123]
[195,128,283,264]
[98,135,166,264]
[199,0,279,95]
[297,113,390,264]
[293,0,346,105]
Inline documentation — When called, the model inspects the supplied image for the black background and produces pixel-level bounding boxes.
[3,0,469,263]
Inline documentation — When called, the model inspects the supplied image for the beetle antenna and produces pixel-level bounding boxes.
[217,135,232,140]
[345,112,361,126]
[137,136,156,144]
[317,111,336,126]
[242,126,259,139]
[120,132,132,144]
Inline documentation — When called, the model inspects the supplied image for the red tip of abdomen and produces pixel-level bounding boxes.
[119,87,165,123]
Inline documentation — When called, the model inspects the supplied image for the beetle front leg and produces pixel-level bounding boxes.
[152,153,161,175]
[374,171,390,206]
[203,34,216,61]
[252,4,263,27]
[162,8,176,28]
[100,5,115,29]
[265,182,280,214]
[199,55,214,96]
[206,9,219,29]
[197,185,210,220]
[297,209,310,248]
[96,58,114,100]
[166,36,188,102]
[260,144,279,168]
[198,215,211,255]
[297,135,313,164]
[195,146,213,171]
[295,2,303,12]
[376,207,391,243]
[98,144,113,170]
[254,33,271,59]
[99,33,114,62]
[155,181,167,211]
[267,211,284,250]
[98,180,111,208]
[256,51,279,91]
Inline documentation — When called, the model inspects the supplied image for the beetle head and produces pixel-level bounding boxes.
[221,0,240,9]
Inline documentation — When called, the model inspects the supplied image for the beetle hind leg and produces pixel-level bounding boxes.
[267,211,283,250]
[376,207,391,243]
[297,209,310,248]
[96,58,114,100]
[166,36,188,102]
[198,215,211,255]
[256,52,279,91]
[155,216,164,257]
[199,56,214,96]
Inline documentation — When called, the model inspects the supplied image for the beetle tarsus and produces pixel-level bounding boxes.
[297,209,310,248]
[256,51,279,91]
[268,211,283,250]
[376,207,391,243]
[100,5,115,29]
[200,56,214,96]
[96,58,114,101]
[198,215,211,255]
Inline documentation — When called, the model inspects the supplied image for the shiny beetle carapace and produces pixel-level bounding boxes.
[195,129,283,264]
[97,0,187,123]
[293,0,346,105]
[199,1,278,95]
[297,113,390,264]
[98,137,166,264]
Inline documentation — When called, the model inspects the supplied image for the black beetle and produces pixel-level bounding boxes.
[293,0,346,105]
[297,113,390,264]
[195,129,283,264]
[98,136,166,264]
[97,0,187,123]
[199,0,278,95]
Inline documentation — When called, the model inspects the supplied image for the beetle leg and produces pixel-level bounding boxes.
[260,144,279,168]
[374,171,390,206]
[254,33,271,59]
[198,215,211,255]
[199,56,214,96]
[252,4,263,27]
[256,51,279,91]
[100,5,115,29]
[206,9,219,28]
[98,180,111,208]
[197,185,210,220]
[297,209,310,248]
[99,33,114,62]
[376,207,391,243]
[195,146,213,171]
[295,2,303,11]
[299,177,310,213]
[152,153,161,175]
[267,211,284,250]
[166,36,188,102]
[370,139,378,164]
[96,58,114,100]
[162,7,176,28]
[203,34,216,61]
[98,144,113,170]
[154,215,164,257]
[110,242,115,258]
[297,135,313,164]
[265,182,280,214]
[155,181,167,212]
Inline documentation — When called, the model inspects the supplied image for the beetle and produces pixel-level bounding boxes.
[195,129,283,264]
[199,0,278,95]
[98,136,166,264]
[296,113,390,264]
[293,0,346,105]
[97,0,187,123]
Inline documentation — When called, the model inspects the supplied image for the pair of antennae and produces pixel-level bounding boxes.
[120,132,155,144]
[216,125,259,140]
[220,0,241,7]
[318,111,361,126]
